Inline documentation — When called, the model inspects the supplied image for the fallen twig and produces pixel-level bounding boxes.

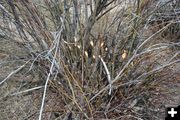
[0,60,30,85]
[10,86,44,96]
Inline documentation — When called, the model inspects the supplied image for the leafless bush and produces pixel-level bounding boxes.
[0,0,179,119]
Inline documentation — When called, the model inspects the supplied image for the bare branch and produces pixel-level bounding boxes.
[100,56,112,95]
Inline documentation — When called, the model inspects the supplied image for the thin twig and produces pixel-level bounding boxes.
[0,60,30,85]
[10,86,44,96]
[38,27,62,120]
[135,59,180,83]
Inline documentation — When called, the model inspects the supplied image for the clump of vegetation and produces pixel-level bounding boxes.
[0,0,179,119]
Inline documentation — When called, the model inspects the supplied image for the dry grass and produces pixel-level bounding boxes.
[0,0,179,120]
